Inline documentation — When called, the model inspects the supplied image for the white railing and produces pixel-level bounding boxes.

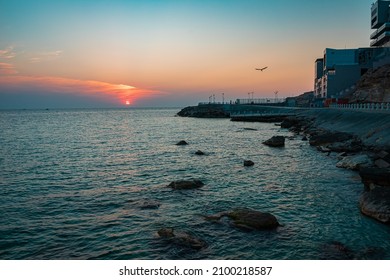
[230,111,295,117]
[329,102,390,111]
[236,98,286,105]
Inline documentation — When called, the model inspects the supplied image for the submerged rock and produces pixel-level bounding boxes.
[139,199,161,210]
[320,241,354,260]
[176,140,188,146]
[157,228,207,250]
[360,186,390,223]
[205,208,279,230]
[167,180,204,190]
[243,160,254,167]
[262,136,285,147]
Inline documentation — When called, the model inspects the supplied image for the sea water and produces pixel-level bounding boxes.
[0,108,389,259]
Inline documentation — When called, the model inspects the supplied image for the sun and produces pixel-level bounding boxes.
[125,100,130,105]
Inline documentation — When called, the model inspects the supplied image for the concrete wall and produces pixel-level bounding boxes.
[325,64,361,98]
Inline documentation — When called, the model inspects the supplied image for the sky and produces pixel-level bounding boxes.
[0,0,374,109]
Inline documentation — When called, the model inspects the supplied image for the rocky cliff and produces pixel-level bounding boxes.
[348,64,390,103]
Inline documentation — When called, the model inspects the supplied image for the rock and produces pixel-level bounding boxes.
[359,168,390,187]
[309,131,353,146]
[320,241,354,260]
[327,139,363,153]
[195,150,205,155]
[176,140,188,146]
[167,180,204,190]
[302,136,308,141]
[205,208,279,230]
[374,158,390,169]
[244,160,254,167]
[336,154,371,170]
[377,150,389,159]
[157,228,207,249]
[243,128,257,131]
[359,186,390,223]
[281,117,300,129]
[317,146,331,153]
[263,136,285,147]
[139,199,161,210]
[177,105,229,118]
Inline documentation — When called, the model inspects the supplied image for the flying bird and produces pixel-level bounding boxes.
[255,67,268,71]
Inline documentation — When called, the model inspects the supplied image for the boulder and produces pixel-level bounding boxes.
[336,154,371,170]
[309,131,353,146]
[327,139,363,153]
[167,180,204,190]
[205,208,279,230]
[157,228,207,250]
[176,140,188,145]
[263,136,285,147]
[359,168,390,187]
[281,117,300,129]
[244,160,254,167]
[359,186,390,223]
[195,150,205,155]
[374,159,390,169]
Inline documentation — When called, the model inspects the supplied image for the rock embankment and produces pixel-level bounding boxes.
[281,113,390,224]
[177,105,229,118]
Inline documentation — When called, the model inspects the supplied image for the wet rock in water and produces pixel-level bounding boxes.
[195,150,205,155]
[302,136,308,141]
[176,140,188,146]
[205,208,279,230]
[360,186,390,223]
[243,128,258,131]
[317,146,331,153]
[280,117,300,129]
[244,160,254,167]
[167,180,204,190]
[157,228,207,250]
[320,241,354,260]
[359,168,390,187]
[262,136,285,147]
[336,154,371,170]
[139,199,161,210]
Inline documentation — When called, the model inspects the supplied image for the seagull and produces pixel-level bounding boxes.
[255,67,268,71]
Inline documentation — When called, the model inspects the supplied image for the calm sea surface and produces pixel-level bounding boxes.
[0,108,389,259]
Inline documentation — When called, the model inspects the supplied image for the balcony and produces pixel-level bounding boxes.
[371,23,390,40]
[371,31,390,47]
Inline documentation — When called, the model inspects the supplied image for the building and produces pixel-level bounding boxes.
[371,0,390,47]
[315,47,390,99]
[314,0,390,100]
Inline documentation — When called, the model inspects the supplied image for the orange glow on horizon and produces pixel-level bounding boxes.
[0,75,163,105]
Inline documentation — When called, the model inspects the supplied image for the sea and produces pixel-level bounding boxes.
[0,108,389,260]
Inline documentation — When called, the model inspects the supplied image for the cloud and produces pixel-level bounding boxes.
[0,75,161,106]
[29,50,63,63]
[0,46,16,59]
[0,62,18,74]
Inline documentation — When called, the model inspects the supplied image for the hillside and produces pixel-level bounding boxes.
[347,64,390,103]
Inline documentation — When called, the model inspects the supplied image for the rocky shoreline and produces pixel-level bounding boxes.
[177,105,390,225]
[280,113,390,224]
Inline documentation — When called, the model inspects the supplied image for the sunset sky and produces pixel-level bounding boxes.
[0,0,372,108]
